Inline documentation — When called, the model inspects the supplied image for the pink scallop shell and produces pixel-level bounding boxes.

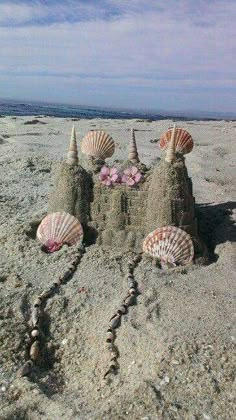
[159,128,193,155]
[37,212,83,252]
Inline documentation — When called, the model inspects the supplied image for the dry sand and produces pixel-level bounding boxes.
[0,116,235,419]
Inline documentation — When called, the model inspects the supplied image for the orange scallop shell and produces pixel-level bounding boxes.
[81,130,115,160]
[143,226,194,268]
[159,128,193,154]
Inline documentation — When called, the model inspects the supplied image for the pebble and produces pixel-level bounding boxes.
[128,360,136,369]
[61,338,68,345]
[39,289,52,299]
[30,340,40,360]
[160,375,170,386]
[128,279,135,288]
[110,315,120,329]
[1,386,6,392]
[124,295,135,306]
[106,331,114,341]
[171,359,180,365]
[129,287,136,295]
[31,329,39,338]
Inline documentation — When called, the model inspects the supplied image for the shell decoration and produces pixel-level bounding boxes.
[37,212,83,253]
[128,128,140,163]
[143,226,194,269]
[160,127,193,155]
[81,130,115,160]
[67,125,78,165]
[165,124,176,163]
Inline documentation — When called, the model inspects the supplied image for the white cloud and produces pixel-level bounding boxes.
[0,3,47,25]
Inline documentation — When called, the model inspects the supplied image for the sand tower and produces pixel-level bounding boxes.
[146,125,203,253]
[48,126,92,226]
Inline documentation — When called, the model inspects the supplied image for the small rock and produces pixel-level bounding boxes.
[171,360,180,365]
[203,414,211,420]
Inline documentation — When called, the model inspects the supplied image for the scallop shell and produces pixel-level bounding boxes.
[160,128,193,155]
[143,226,194,269]
[37,212,83,253]
[81,130,115,160]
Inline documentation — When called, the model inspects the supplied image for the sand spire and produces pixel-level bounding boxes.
[165,124,176,163]
[128,128,140,163]
[67,125,78,165]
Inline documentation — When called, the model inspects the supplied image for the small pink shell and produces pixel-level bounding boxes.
[143,226,194,268]
[37,212,83,252]
[159,128,193,155]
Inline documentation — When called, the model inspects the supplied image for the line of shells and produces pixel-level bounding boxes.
[143,226,194,269]
[37,212,83,253]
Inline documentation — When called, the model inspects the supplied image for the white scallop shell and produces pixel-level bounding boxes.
[81,130,115,160]
[37,212,83,252]
[143,226,194,269]
[160,128,193,155]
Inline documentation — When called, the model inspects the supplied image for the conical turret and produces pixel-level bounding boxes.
[128,128,140,163]
[165,124,176,163]
[67,125,78,165]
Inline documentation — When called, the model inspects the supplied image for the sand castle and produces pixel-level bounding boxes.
[20,123,208,377]
[48,125,205,259]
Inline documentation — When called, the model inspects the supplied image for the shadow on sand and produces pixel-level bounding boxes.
[196,201,236,261]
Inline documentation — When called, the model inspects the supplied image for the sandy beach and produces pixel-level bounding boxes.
[0,115,235,419]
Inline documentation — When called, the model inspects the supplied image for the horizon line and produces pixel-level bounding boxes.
[0,97,235,120]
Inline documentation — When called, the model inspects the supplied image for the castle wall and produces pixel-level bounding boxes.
[90,182,148,250]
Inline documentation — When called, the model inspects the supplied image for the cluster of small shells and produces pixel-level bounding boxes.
[104,253,142,378]
[19,244,85,377]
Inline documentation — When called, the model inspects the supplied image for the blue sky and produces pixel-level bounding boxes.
[0,0,235,114]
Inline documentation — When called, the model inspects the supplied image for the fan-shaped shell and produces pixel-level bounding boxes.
[81,130,115,160]
[37,212,83,253]
[143,226,194,269]
[160,128,193,155]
